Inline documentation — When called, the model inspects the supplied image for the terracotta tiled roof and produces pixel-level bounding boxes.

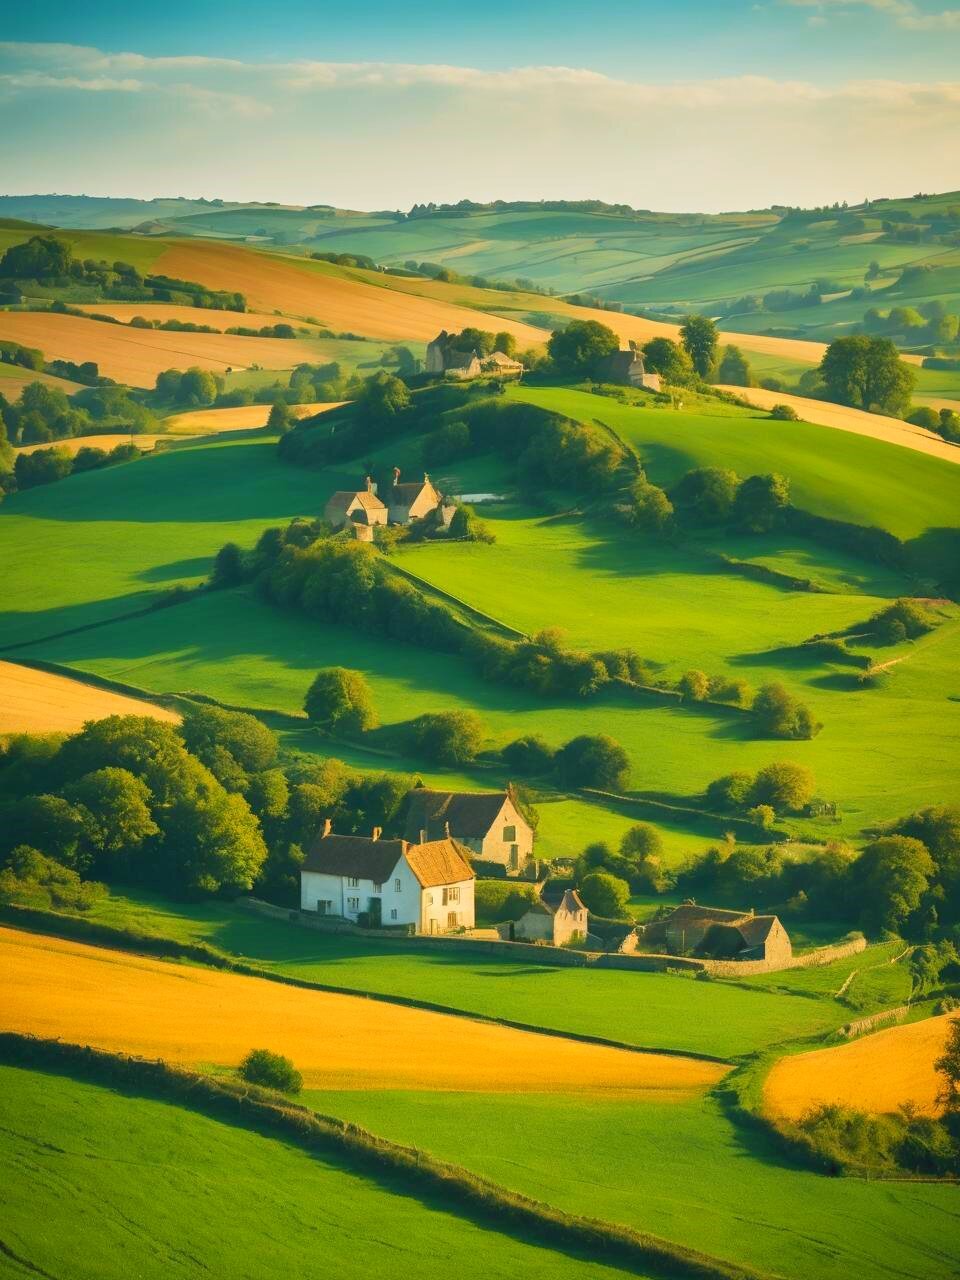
[404,838,475,888]
[302,834,403,882]
[403,789,512,842]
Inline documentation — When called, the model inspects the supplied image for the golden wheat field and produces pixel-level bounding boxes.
[0,928,727,1096]
[13,433,165,457]
[716,385,960,464]
[763,1014,957,1120]
[162,401,331,435]
[154,241,550,345]
[77,302,331,332]
[0,312,320,387]
[0,663,179,734]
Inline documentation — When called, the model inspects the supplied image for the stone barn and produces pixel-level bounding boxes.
[643,903,792,964]
[506,889,588,946]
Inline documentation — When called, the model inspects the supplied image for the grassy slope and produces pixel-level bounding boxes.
[0,1063,639,1280]
[303,1088,960,1280]
[81,891,872,1059]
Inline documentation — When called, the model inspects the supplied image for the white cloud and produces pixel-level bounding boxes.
[0,42,957,212]
[783,0,960,29]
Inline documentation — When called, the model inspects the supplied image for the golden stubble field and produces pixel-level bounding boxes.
[0,312,320,387]
[0,928,728,1097]
[0,663,179,734]
[763,1014,957,1119]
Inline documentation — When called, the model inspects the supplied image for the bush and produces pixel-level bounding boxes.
[752,683,821,740]
[705,771,754,810]
[238,1048,302,1094]
[770,403,799,421]
[579,870,631,918]
[678,669,710,701]
[407,710,485,765]
[501,734,555,776]
[554,735,629,791]
[0,846,107,911]
[474,880,540,924]
[304,668,378,734]
[865,598,938,645]
[750,761,816,812]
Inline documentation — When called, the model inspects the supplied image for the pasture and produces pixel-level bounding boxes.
[0,311,320,387]
[0,660,179,734]
[0,1065,631,1280]
[75,892,872,1058]
[763,1013,957,1119]
[305,1087,960,1280]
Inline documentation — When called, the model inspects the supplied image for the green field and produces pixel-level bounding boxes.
[0,1063,641,1280]
[79,891,880,1058]
[303,1087,960,1280]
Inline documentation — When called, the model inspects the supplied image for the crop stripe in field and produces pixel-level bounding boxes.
[0,1033,772,1280]
[0,905,732,1065]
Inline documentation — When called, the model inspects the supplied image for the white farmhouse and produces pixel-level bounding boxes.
[403,787,534,875]
[300,822,476,933]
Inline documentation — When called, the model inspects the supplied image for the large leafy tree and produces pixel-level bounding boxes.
[547,320,620,377]
[679,315,719,378]
[820,336,915,415]
[852,835,935,934]
[304,668,378,734]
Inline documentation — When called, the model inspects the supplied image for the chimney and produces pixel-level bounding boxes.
[393,466,401,486]
[419,828,426,846]
[322,817,332,838]
[423,472,430,484]
[372,826,382,841]
[443,821,451,839]
[365,474,374,492]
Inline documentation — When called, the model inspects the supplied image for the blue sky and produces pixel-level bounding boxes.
[1,1,958,211]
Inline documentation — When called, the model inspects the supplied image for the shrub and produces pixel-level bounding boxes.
[474,880,540,924]
[670,467,740,525]
[238,1048,303,1094]
[705,771,754,810]
[407,710,485,765]
[619,823,663,860]
[554,735,629,791]
[865,598,938,645]
[0,846,107,911]
[750,761,816,812]
[678,669,709,701]
[746,804,776,830]
[501,734,555,776]
[304,668,378,734]
[579,870,631,918]
[752,683,821,739]
[770,403,799,421]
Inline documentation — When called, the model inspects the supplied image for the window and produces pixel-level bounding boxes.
[445,885,460,904]
[426,893,433,906]
[394,878,402,892]
[373,883,383,893]
[347,897,360,911]
[347,877,359,888]
[502,825,516,842]
[390,909,398,921]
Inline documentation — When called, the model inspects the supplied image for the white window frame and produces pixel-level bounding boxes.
[394,878,402,892]
[347,876,360,888]
[347,896,360,911]
[390,909,397,921]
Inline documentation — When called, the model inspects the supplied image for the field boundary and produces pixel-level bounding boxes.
[0,905,733,1064]
[0,1032,770,1280]
[382,559,529,639]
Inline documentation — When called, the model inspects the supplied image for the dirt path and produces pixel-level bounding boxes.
[716,385,960,464]
[0,927,727,1096]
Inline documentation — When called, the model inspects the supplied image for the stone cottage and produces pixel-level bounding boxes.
[597,348,662,392]
[387,471,443,524]
[403,787,534,875]
[642,903,792,964]
[425,331,523,380]
[324,479,388,530]
[505,889,589,945]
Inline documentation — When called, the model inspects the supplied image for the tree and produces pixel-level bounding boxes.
[0,846,106,912]
[679,315,718,379]
[819,336,915,415]
[0,235,74,280]
[211,542,246,588]
[579,870,631,918]
[64,768,158,868]
[494,331,517,358]
[180,705,279,781]
[622,477,673,533]
[2,794,91,870]
[267,398,292,434]
[706,771,754,811]
[239,1048,303,1094]
[176,367,220,407]
[752,684,821,740]
[501,734,555,776]
[750,761,816,812]
[678,670,710,701]
[852,835,935,934]
[893,806,960,908]
[717,345,752,386]
[409,710,485,765]
[769,403,799,421]
[670,467,740,525]
[14,447,73,489]
[732,473,790,533]
[935,1017,960,1112]
[554,734,629,791]
[357,371,410,422]
[547,320,620,378]
[304,668,378,734]
[620,823,663,861]
[641,337,692,382]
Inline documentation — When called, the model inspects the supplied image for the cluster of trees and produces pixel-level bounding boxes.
[819,336,916,416]
[0,708,430,909]
[1,381,156,447]
[861,301,960,347]
[0,235,245,310]
[432,327,520,361]
[705,760,817,819]
[465,629,656,700]
[12,439,141,491]
[0,338,105,387]
[502,731,630,791]
[907,405,960,443]
[863,598,939,645]
[678,804,960,942]
[619,465,791,538]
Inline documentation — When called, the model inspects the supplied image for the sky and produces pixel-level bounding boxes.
[1,1,958,212]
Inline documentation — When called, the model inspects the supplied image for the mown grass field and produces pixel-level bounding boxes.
[303,1087,960,1280]
[0,1064,638,1280]
[75,891,877,1058]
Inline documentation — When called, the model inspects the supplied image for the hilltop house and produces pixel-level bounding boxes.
[642,903,792,964]
[505,889,589,945]
[324,478,388,530]
[300,822,475,933]
[598,348,662,392]
[403,787,534,875]
[426,331,523,380]
[388,470,444,524]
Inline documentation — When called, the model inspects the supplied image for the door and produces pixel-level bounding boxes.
[509,844,519,872]
[368,897,382,927]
